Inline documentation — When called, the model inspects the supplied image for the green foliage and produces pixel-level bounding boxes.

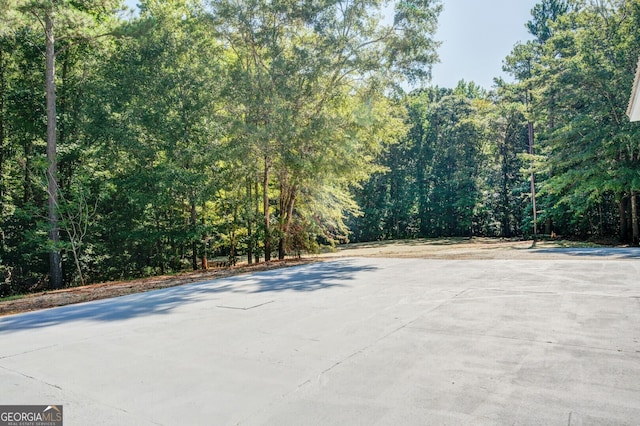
[4,0,639,294]
[1,0,442,292]
[526,0,571,43]
[350,81,530,241]
[528,0,640,241]
[489,0,638,242]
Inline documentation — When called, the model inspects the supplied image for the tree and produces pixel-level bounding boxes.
[90,0,227,274]
[513,0,640,243]
[487,80,529,237]
[503,0,574,241]
[526,0,571,44]
[504,41,540,240]
[210,0,441,259]
[351,82,506,241]
[15,0,121,288]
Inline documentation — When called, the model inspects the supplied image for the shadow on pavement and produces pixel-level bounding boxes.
[532,247,640,259]
[246,260,376,293]
[0,260,376,332]
[337,238,474,251]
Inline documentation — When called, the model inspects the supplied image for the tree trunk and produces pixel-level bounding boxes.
[246,180,253,264]
[277,181,288,261]
[255,180,260,264]
[500,128,511,238]
[190,199,197,270]
[46,11,62,289]
[286,189,296,241]
[528,120,537,243]
[632,191,639,246]
[200,201,208,269]
[278,185,297,260]
[156,211,164,274]
[229,203,238,265]
[0,46,5,217]
[263,160,271,262]
[619,195,629,243]
[69,238,84,286]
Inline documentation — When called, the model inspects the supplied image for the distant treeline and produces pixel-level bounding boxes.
[350,0,640,246]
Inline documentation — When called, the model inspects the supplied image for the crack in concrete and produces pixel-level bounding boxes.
[0,364,63,390]
[217,300,274,310]
[0,344,59,360]
[405,327,639,354]
[0,364,168,426]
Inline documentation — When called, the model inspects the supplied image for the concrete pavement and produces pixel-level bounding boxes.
[1,255,639,425]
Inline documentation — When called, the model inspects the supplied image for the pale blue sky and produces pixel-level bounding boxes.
[431,0,538,89]
[123,0,539,89]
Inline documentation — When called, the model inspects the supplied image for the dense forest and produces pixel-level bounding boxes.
[352,0,640,243]
[0,0,639,295]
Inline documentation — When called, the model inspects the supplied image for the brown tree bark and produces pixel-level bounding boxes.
[190,199,197,270]
[263,159,271,262]
[0,46,5,215]
[278,183,297,260]
[45,9,62,289]
[246,180,253,264]
[619,195,628,243]
[528,120,537,243]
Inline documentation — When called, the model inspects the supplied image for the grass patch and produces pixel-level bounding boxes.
[0,294,26,302]
[548,240,603,248]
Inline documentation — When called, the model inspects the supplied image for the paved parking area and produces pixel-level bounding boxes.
[1,255,639,425]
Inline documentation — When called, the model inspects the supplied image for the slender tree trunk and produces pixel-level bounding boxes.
[69,239,84,286]
[277,181,287,260]
[200,202,208,269]
[619,195,628,243]
[523,79,537,244]
[499,127,511,238]
[190,199,197,270]
[632,191,639,246]
[263,159,271,262]
[277,234,285,260]
[284,188,296,253]
[46,11,62,289]
[0,46,5,215]
[229,203,239,265]
[254,180,260,264]
[277,184,297,260]
[246,180,253,264]
[528,119,537,243]
[0,46,6,252]
[156,211,164,274]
